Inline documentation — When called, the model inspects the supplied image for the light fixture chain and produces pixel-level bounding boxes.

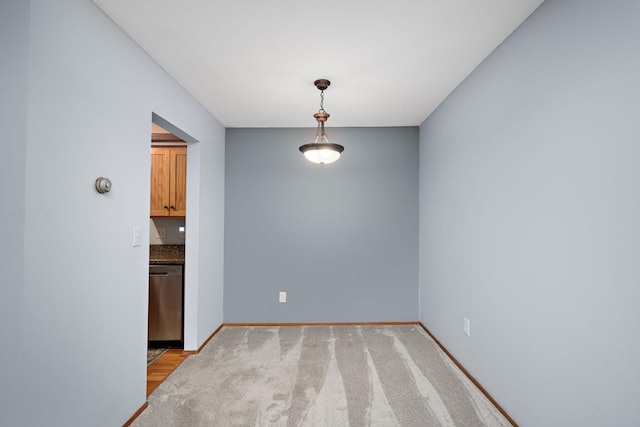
[319,90,326,113]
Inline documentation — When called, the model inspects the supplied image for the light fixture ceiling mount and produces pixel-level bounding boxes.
[299,79,344,165]
[313,78,330,91]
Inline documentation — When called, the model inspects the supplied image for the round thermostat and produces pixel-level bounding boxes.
[95,177,112,194]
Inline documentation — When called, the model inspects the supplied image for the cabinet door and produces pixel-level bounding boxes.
[169,147,187,217]
[150,147,171,217]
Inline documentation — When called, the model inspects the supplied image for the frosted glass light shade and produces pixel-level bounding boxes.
[299,143,344,165]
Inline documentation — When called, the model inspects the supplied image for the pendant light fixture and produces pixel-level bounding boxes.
[299,79,344,165]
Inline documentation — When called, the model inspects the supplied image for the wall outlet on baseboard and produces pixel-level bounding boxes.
[464,317,470,336]
[279,292,287,303]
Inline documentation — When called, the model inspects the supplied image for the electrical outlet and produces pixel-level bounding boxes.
[464,318,470,336]
[156,228,167,238]
[279,292,287,303]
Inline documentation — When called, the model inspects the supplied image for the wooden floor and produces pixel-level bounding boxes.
[147,349,189,396]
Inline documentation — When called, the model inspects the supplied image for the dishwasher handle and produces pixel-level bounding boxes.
[149,265,183,277]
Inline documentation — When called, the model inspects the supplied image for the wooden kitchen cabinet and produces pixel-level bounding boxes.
[150,146,187,217]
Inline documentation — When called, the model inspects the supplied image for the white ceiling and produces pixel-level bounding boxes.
[93,0,544,128]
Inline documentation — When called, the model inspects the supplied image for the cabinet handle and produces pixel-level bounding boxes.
[170,206,175,210]
[164,206,169,210]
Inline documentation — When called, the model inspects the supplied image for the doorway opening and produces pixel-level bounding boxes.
[149,121,186,350]
[146,113,198,391]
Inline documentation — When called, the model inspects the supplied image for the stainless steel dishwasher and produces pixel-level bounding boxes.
[148,264,183,342]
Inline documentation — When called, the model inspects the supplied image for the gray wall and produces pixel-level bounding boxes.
[1,0,226,426]
[225,127,418,322]
[0,1,29,424]
[419,0,640,425]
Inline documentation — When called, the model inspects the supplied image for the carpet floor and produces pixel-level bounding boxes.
[132,325,512,426]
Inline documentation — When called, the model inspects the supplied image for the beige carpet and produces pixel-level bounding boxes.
[132,325,512,426]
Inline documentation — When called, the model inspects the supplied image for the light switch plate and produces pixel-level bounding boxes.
[279,292,287,303]
[132,227,141,247]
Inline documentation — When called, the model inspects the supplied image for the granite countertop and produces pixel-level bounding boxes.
[149,244,185,265]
